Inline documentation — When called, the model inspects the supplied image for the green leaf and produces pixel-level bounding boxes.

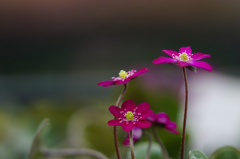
[209,146,240,159]
[186,66,197,73]
[28,118,50,159]
[189,150,208,159]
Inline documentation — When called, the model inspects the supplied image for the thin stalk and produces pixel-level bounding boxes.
[114,84,128,159]
[116,84,128,107]
[144,131,152,159]
[180,67,188,159]
[129,130,135,159]
[152,125,169,159]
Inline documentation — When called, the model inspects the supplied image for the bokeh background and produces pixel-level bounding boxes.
[1,0,240,158]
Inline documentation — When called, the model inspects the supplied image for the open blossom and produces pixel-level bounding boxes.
[108,100,154,132]
[98,68,149,87]
[123,127,143,146]
[148,112,179,134]
[153,46,212,71]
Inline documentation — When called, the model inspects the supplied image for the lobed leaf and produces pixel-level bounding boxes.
[189,149,208,159]
[209,146,240,159]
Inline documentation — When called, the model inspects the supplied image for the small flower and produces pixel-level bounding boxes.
[123,127,143,146]
[98,68,150,87]
[152,46,212,71]
[108,100,154,132]
[148,112,179,134]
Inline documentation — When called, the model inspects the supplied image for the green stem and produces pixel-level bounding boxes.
[144,131,152,159]
[152,125,169,159]
[180,67,189,159]
[114,84,128,159]
[129,130,135,159]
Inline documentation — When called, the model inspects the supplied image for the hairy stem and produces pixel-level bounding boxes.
[180,67,189,159]
[116,84,128,107]
[129,131,135,159]
[152,125,169,159]
[41,148,108,159]
[144,131,152,159]
[114,84,128,159]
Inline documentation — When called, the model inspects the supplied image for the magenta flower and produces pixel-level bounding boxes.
[123,127,143,146]
[148,112,179,134]
[108,100,154,132]
[98,68,150,87]
[153,46,212,71]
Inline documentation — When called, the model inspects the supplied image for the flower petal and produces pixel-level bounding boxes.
[131,68,150,79]
[123,137,130,146]
[165,121,177,129]
[108,119,122,126]
[140,109,154,119]
[121,100,136,111]
[109,106,123,118]
[147,114,156,122]
[115,78,131,85]
[123,137,138,146]
[97,80,116,87]
[166,128,179,134]
[191,53,211,60]
[135,120,151,128]
[153,56,177,65]
[136,102,150,113]
[165,121,179,134]
[132,127,143,139]
[179,46,192,54]
[122,122,134,132]
[177,62,191,68]
[190,61,213,71]
[155,112,170,124]
[162,50,179,57]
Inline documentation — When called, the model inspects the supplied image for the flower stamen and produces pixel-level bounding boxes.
[173,52,192,62]
[125,111,134,120]
[119,70,127,80]
[180,53,188,61]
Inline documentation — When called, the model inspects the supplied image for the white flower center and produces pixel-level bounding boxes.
[112,69,137,81]
[173,52,192,62]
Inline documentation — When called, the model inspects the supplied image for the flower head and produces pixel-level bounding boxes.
[152,46,212,71]
[98,68,150,87]
[123,127,143,146]
[108,100,154,132]
[148,112,179,134]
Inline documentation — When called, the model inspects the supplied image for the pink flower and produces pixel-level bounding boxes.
[108,100,154,132]
[98,68,150,87]
[123,127,143,146]
[153,46,212,71]
[148,112,179,134]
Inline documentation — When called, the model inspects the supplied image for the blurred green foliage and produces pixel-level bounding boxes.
[209,146,240,159]
[0,80,183,159]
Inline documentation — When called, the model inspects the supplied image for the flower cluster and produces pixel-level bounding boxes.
[98,46,212,159]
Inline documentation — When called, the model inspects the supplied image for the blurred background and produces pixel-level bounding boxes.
[1,0,240,158]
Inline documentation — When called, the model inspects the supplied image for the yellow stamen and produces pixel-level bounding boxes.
[125,111,134,120]
[180,53,188,61]
[119,70,127,80]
